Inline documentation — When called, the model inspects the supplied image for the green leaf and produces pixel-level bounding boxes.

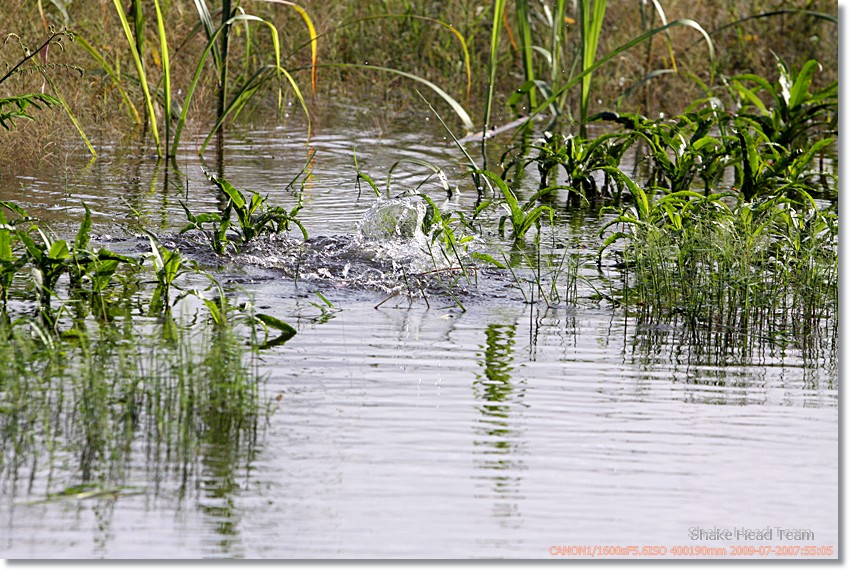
[48,240,70,260]
[145,233,165,271]
[0,201,30,219]
[313,291,334,308]
[75,203,92,251]
[111,0,160,156]
[17,230,42,262]
[602,167,648,220]
[730,78,771,113]
[597,230,631,260]
[470,252,507,269]
[203,298,224,326]
[255,313,297,336]
[208,173,246,209]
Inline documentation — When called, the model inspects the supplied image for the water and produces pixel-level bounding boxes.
[0,106,838,559]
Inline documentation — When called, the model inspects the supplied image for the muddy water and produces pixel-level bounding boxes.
[0,106,838,558]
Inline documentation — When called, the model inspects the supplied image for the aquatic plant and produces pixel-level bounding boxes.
[505,130,632,203]
[0,203,30,312]
[68,204,139,321]
[210,172,307,242]
[181,172,307,254]
[418,193,475,277]
[0,202,138,325]
[16,223,75,324]
[142,229,297,347]
[629,109,734,195]
[727,56,837,149]
[0,312,271,498]
[0,198,298,354]
[474,170,553,246]
[734,122,835,202]
[597,167,837,332]
[145,232,194,315]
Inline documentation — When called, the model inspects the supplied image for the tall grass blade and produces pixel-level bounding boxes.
[153,0,171,149]
[112,0,162,156]
[515,0,537,110]
[192,0,222,72]
[522,18,715,129]
[482,0,507,167]
[199,64,310,156]
[647,0,677,71]
[219,0,233,128]
[414,90,493,196]
[76,36,141,125]
[551,0,567,89]
[173,14,292,157]
[256,0,319,94]
[131,0,146,73]
[386,158,450,196]
[579,0,608,136]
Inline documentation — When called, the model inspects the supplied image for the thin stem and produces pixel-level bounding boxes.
[0,31,61,85]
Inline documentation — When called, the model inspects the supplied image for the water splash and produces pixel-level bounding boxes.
[232,195,464,294]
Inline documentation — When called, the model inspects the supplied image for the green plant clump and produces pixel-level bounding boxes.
[181,172,307,255]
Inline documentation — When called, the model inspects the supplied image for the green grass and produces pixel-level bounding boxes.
[598,182,836,335]
[0,313,269,496]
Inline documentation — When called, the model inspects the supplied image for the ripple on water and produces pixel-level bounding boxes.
[0,108,837,558]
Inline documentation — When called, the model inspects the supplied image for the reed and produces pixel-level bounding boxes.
[481,0,507,166]
[578,0,607,136]
[78,1,315,157]
[111,0,162,155]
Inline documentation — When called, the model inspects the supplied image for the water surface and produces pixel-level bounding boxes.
[0,106,838,558]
